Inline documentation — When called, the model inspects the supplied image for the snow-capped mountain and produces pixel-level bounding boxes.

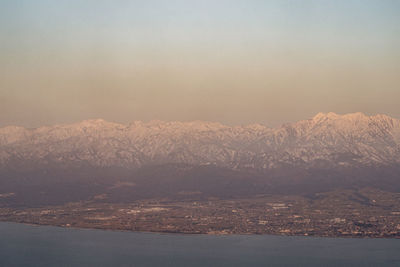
[1,112,400,170]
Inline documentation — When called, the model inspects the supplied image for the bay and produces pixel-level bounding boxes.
[1,222,399,267]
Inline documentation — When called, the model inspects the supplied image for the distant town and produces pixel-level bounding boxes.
[1,188,400,238]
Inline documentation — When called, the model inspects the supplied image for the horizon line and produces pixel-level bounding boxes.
[1,112,397,130]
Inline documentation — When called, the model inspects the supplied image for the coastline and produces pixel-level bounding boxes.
[2,191,400,240]
[2,220,399,240]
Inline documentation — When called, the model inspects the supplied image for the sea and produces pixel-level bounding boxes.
[0,222,399,267]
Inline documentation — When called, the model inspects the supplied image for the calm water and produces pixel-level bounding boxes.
[1,222,400,267]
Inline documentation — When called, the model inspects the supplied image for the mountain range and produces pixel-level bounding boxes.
[2,112,400,169]
[1,112,400,206]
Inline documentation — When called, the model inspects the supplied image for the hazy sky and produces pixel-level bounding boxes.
[1,0,399,127]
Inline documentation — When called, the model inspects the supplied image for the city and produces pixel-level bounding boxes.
[1,188,400,238]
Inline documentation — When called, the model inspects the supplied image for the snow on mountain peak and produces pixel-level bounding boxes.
[76,119,123,128]
[341,112,370,123]
[312,112,370,122]
[312,112,340,121]
[1,113,399,169]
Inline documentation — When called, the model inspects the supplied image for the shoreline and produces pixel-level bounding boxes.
[2,190,400,240]
[2,220,399,240]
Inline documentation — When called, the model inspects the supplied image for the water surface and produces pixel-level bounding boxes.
[1,222,399,267]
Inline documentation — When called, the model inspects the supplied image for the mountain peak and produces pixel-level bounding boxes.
[80,118,108,124]
[1,112,400,169]
[312,112,370,122]
[312,112,339,122]
[342,112,368,120]
[75,119,123,128]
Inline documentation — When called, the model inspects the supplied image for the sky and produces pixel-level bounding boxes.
[1,0,399,127]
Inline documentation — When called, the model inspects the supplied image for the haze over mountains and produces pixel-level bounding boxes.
[1,112,400,206]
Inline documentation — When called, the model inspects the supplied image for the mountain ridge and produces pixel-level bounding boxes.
[1,112,400,170]
[1,112,400,206]
[1,111,397,130]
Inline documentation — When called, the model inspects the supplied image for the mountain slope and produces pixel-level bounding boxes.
[1,112,399,170]
[1,112,400,206]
